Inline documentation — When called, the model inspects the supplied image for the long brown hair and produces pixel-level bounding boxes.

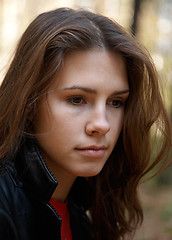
[0,8,171,240]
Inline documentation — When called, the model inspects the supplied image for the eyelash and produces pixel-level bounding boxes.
[67,96,86,105]
[67,96,125,108]
[107,99,124,108]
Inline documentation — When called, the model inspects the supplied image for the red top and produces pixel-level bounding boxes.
[50,198,72,240]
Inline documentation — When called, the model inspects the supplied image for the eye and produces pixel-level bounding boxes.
[67,96,86,105]
[107,99,124,108]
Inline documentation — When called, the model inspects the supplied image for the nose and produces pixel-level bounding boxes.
[85,106,110,136]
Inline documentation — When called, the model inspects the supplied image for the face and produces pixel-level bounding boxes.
[35,49,129,179]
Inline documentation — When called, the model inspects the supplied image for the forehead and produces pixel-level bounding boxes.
[51,49,128,91]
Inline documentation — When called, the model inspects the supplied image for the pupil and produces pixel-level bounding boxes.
[74,98,81,103]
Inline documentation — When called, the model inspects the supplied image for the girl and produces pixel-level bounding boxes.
[0,7,171,240]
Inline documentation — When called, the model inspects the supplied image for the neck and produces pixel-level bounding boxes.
[52,172,76,202]
[40,151,77,203]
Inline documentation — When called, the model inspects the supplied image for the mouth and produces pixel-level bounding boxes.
[75,145,108,158]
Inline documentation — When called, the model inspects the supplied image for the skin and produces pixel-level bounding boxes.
[35,49,129,202]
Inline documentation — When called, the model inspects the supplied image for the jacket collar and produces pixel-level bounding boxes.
[13,138,58,203]
[12,138,91,209]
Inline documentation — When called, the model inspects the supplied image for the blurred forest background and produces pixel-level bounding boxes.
[0,0,172,239]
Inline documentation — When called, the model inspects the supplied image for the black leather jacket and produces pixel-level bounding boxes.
[0,139,92,240]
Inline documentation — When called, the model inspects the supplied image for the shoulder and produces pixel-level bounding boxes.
[0,160,27,212]
[0,163,20,240]
[0,207,18,240]
[0,162,16,199]
[0,162,16,200]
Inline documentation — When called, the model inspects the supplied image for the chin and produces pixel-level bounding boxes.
[77,166,104,177]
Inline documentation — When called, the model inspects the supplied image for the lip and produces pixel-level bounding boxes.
[76,145,108,150]
[75,145,107,158]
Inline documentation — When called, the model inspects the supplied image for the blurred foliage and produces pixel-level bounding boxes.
[160,201,172,221]
[155,165,172,186]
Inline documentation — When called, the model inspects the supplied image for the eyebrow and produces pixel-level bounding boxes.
[63,85,129,95]
[64,86,97,94]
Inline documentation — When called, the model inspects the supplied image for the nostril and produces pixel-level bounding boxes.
[85,119,110,136]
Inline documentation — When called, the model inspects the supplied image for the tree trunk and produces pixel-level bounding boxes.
[131,0,142,35]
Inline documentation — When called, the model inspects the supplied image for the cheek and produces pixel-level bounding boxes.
[34,101,52,134]
[110,111,124,142]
